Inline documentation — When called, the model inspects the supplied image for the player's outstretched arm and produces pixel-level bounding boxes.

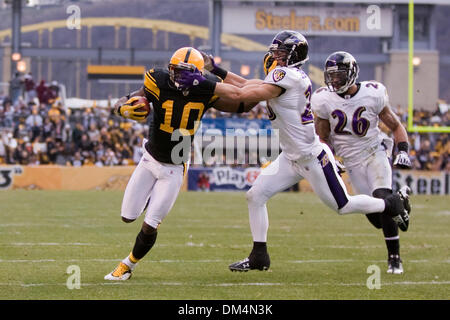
[222,72,263,88]
[200,51,263,88]
[214,82,281,104]
[209,82,280,114]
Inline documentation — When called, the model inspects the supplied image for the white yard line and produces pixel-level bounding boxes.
[1,242,447,248]
[0,258,448,264]
[0,280,449,288]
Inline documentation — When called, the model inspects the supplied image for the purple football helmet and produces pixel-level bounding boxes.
[324,51,359,94]
[268,30,309,67]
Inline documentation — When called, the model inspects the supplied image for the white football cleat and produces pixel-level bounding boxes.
[104,262,133,281]
[387,254,404,275]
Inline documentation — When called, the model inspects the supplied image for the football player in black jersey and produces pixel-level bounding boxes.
[104,47,258,280]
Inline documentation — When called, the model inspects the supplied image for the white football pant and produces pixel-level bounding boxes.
[247,144,386,242]
[121,149,186,229]
[346,149,392,195]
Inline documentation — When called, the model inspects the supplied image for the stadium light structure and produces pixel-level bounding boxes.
[11,52,21,62]
[240,65,250,76]
[16,60,26,73]
[412,56,421,67]
[408,0,449,133]
[10,0,23,79]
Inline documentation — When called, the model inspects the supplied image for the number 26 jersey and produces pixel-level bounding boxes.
[311,81,389,167]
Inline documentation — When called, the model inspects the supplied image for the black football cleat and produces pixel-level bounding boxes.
[229,254,270,272]
[383,192,410,232]
[394,186,412,232]
[398,186,412,215]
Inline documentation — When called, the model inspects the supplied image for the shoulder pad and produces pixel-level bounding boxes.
[144,68,168,100]
[361,81,385,91]
[313,86,329,95]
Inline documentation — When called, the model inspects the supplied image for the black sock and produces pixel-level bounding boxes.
[251,242,268,255]
[385,239,400,256]
[249,242,270,268]
[131,229,157,260]
[381,214,400,256]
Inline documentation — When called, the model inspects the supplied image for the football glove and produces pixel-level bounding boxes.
[177,69,207,90]
[118,97,148,121]
[200,51,228,79]
[393,151,412,169]
[200,51,216,72]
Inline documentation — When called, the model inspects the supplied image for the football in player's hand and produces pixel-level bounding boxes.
[132,96,151,116]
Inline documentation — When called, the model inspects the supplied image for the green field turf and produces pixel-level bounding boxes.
[0,190,448,300]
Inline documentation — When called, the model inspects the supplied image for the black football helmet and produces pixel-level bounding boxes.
[324,51,359,94]
[268,30,309,68]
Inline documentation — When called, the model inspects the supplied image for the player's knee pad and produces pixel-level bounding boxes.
[372,188,392,199]
[365,189,392,229]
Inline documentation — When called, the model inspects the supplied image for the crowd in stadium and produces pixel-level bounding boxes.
[0,73,448,171]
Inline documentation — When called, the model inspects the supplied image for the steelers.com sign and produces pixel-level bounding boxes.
[223,6,392,37]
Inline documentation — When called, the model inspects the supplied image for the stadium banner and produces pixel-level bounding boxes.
[188,166,261,191]
[0,165,189,191]
[188,166,321,192]
[0,165,135,190]
[223,5,393,37]
[392,170,450,196]
[1,166,448,195]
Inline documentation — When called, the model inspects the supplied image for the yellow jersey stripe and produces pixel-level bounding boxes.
[144,87,159,101]
[144,73,160,99]
[146,70,157,84]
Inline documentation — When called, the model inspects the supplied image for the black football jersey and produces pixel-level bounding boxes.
[143,68,220,164]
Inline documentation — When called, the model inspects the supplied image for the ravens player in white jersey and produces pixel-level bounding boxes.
[104,47,258,280]
[178,30,411,272]
[311,51,412,274]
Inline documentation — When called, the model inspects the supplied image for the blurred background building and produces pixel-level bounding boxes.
[0,0,448,191]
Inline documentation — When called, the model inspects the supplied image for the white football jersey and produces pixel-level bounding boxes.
[264,66,322,161]
[311,81,390,167]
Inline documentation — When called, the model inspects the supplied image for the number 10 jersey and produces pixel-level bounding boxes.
[143,68,220,164]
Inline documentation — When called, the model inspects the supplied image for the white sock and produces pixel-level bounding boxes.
[248,202,269,243]
[122,253,138,270]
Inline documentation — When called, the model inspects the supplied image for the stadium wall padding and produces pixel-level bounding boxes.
[0,165,448,195]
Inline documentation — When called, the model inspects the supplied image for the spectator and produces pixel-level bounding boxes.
[36,80,48,105]
[25,104,43,141]
[24,73,37,104]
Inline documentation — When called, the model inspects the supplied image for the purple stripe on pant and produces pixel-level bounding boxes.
[317,150,349,209]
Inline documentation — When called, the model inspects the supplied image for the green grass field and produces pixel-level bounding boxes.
[0,190,448,300]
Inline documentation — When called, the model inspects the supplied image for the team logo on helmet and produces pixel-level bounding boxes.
[272,69,286,82]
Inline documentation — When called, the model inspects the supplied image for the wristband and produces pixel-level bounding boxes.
[397,141,409,153]
[212,67,228,80]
